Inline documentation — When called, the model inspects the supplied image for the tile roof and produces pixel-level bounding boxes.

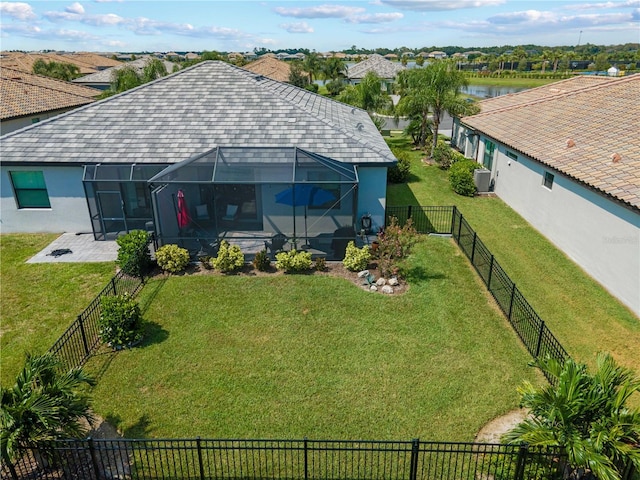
[461,75,640,210]
[72,57,177,85]
[0,52,106,75]
[1,67,100,120]
[242,56,292,83]
[347,54,406,80]
[1,61,395,166]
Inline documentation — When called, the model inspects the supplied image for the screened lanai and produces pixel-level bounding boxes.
[147,146,360,259]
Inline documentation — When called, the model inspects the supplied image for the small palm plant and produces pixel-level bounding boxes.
[503,353,640,480]
[0,353,95,472]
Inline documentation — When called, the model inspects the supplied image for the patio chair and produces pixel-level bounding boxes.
[222,204,239,222]
[264,233,288,258]
[197,238,219,257]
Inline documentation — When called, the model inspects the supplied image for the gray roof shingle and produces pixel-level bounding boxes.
[347,54,405,80]
[2,61,395,166]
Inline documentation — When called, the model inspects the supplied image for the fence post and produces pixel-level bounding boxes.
[456,213,463,243]
[507,283,517,321]
[470,232,478,264]
[514,445,528,480]
[111,276,117,296]
[196,437,205,480]
[304,437,309,480]
[407,205,413,223]
[78,314,90,358]
[487,255,494,290]
[409,438,419,480]
[88,437,103,480]
[535,321,545,358]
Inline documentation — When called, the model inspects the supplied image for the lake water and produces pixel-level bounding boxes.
[461,85,527,98]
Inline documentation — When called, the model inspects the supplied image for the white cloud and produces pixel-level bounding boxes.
[564,0,640,10]
[0,2,37,20]
[274,4,365,18]
[66,2,84,14]
[280,21,314,33]
[346,12,404,23]
[379,0,506,11]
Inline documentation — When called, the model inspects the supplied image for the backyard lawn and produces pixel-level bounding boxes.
[386,135,640,374]
[88,237,538,441]
[0,234,115,386]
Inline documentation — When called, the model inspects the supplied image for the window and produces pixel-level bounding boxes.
[9,171,51,208]
[506,151,518,161]
[483,140,495,170]
[543,171,554,190]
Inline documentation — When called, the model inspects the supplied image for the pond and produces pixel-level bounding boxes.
[461,85,528,98]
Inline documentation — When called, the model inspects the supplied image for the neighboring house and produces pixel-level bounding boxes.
[0,51,121,75]
[72,57,178,90]
[1,61,396,259]
[346,54,406,92]
[0,67,100,134]
[185,52,200,61]
[428,51,448,59]
[243,56,292,83]
[453,75,640,316]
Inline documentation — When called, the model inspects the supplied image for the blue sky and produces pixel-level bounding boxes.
[1,0,639,52]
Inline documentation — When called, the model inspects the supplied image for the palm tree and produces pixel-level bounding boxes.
[503,353,640,480]
[322,57,347,82]
[142,57,168,82]
[540,49,552,74]
[303,52,321,83]
[338,72,392,114]
[0,353,95,475]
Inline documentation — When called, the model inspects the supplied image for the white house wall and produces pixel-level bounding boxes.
[1,109,79,136]
[1,165,92,234]
[356,166,387,233]
[483,139,640,316]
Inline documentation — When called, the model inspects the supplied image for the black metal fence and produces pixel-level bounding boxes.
[387,206,569,378]
[48,270,145,372]
[7,438,569,480]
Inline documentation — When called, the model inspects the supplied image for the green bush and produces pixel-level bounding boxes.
[449,159,478,197]
[305,83,319,93]
[99,293,144,349]
[388,149,411,183]
[275,249,312,273]
[325,79,345,96]
[211,240,245,273]
[343,241,372,272]
[252,249,271,271]
[377,217,418,277]
[155,244,190,273]
[116,230,151,277]
[314,256,327,272]
[432,140,466,170]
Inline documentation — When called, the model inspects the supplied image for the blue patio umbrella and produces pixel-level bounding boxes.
[275,184,336,247]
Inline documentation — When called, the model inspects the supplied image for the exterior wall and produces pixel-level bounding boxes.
[0,165,92,234]
[1,108,80,135]
[356,166,388,234]
[480,137,640,316]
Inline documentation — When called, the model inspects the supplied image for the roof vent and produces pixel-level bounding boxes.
[351,108,357,114]
[356,122,364,131]
[611,152,622,163]
[254,75,265,82]
[566,138,576,148]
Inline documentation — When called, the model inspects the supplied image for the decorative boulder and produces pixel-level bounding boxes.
[376,278,387,286]
[381,285,394,294]
[389,277,399,286]
[370,285,378,291]
[357,270,370,278]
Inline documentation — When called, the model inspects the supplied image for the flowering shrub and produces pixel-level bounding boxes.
[376,217,418,277]
[342,241,371,271]
[211,240,244,273]
[98,293,144,349]
[275,249,312,273]
[155,244,190,273]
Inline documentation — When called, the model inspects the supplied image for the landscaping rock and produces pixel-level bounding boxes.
[381,285,394,294]
[357,270,370,278]
[389,277,399,286]
[376,277,387,286]
[370,285,378,291]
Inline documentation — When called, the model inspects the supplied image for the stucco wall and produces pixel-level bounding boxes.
[0,166,92,234]
[1,109,76,136]
[356,166,388,234]
[484,138,640,316]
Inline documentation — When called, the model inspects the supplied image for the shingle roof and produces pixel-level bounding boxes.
[1,61,395,166]
[347,54,405,80]
[0,67,100,120]
[242,56,292,83]
[72,57,177,85]
[461,75,640,209]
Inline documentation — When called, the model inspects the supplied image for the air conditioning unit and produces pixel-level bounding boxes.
[473,169,491,193]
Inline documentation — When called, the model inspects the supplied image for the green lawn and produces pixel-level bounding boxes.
[465,76,567,88]
[89,238,538,441]
[386,135,640,374]
[0,234,115,386]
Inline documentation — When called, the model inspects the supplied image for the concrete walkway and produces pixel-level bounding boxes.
[27,232,118,263]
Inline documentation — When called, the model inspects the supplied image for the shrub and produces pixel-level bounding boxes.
[305,83,319,93]
[432,140,467,170]
[343,241,372,271]
[325,79,345,96]
[98,293,144,349]
[116,230,151,277]
[314,256,327,272]
[252,249,271,271]
[377,217,418,277]
[155,244,190,273]
[275,249,312,273]
[449,159,478,197]
[211,240,245,273]
[388,149,411,183]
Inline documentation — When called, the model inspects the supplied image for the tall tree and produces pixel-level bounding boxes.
[142,58,168,82]
[303,52,321,83]
[288,61,309,88]
[110,65,143,93]
[321,57,347,82]
[32,59,80,81]
[503,354,640,480]
[338,71,392,114]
